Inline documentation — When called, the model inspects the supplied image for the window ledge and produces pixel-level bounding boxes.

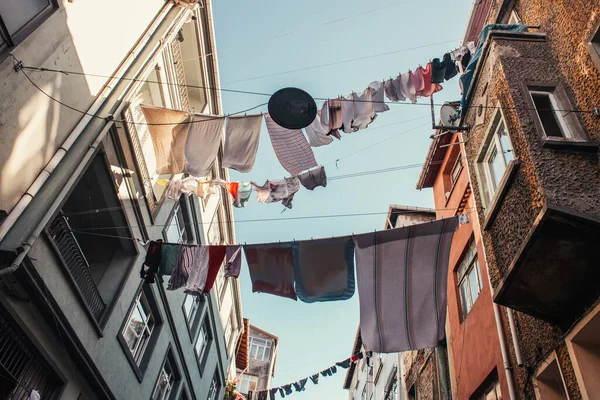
[483,160,521,231]
[543,138,600,152]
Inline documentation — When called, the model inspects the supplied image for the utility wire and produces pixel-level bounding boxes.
[17,60,596,114]
[65,205,475,234]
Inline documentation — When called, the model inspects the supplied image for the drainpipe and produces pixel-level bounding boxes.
[0,2,175,244]
[457,132,519,400]
[0,4,189,270]
[507,308,524,366]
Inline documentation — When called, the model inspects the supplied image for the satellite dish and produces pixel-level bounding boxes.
[440,103,458,126]
[268,87,317,130]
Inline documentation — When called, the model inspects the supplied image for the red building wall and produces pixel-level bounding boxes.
[430,134,509,399]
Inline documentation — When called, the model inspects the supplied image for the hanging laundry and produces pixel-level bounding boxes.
[443,53,458,81]
[392,75,407,102]
[304,110,333,147]
[458,213,470,225]
[320,101,329,127]
[222,114,263,173]
[233,182,253,208]
[293,378,308,392]
[341,93,357,134]
[310,374,319,385]
[141,106,190,174]
[331,366,337,374]
[27,391,40,400]
[269,388,277,400]
[350,354,359,363]
[399,71,417,103]
[327,99,343,132]
[184,115,225,177]
[384,78,401,102]
[417,63,443,97]
[167,245,197,290]
[320,369,332,378]
[283,384,293,395]
[253,178,300,209]
[298,166,327,191]
[352,87,377,130]
[165,176,199,200]
[141,240,162,283]
[293,236,355,303]
[336,358,352,369]
[175,245,227,295]
[412,67,425,93]
[225,244,242,278]
[431,57,446,84]
[278,388,286,398]
[369,81,390,114]
[157,243,183,280]
[197,180,219,199]
[264,114,318,176]
[353,217,459,353]
[258,391,268,400]
[244,243,297,300]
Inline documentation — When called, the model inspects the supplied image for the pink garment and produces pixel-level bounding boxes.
[264,114,319,176]
[399,71,417,103]
[412,67,425,93]
[369,81,390,114]
[341,93,357,133]
[418,63,443,97]
[328,99,343,131]
[392,75,407,102]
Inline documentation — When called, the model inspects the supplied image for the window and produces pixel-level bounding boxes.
[534,353,569,400]
[224,312,233,348]
[249,337,272,361]
[476,111,514,206]
[408,384,418,400]
[152,357,175,400]
[183,295,202,328]
[587,21,600,69]
[529,89,573,139]
[0,0,57,56]
[119,285,163,379]
[207,370,221,400]
[474,378,501,400]
[0,307,63,398]
[237,375,258,394]
[361,385,368,400]
[451,155,463,186]
[48,153,137,324]
[208,213,222,245]
[457,241,482,318]
[384,368,399,400]
[122,290,156,364]
[164,203,189,243]
[215,262,227,299]
[194,319,211,367]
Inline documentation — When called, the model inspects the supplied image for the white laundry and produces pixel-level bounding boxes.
[304,110,333,147]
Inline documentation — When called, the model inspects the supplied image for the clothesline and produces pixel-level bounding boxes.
[242,352,367,400]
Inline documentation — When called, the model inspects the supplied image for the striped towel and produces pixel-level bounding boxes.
[293,236,355,303]
[167,245,197,290]
[264,114,318,176]
[353,217,458,353]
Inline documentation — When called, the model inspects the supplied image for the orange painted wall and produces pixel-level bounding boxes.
[431,133,509,399]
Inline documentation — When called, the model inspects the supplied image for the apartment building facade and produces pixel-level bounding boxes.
[0,1,243,399]
[234,320,279,397]
[418,121,510,400]
[431,0,600,398]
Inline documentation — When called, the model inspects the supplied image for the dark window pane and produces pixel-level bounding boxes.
[532,93,564,137]
[0,0,50,35]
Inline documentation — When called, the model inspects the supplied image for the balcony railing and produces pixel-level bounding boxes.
[47,215,107,321]
[0,310,62,399]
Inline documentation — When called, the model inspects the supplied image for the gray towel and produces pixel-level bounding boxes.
[265,113,318,176]
[353,217,458,353]
[223,114,263,172]
[184,114,225,177]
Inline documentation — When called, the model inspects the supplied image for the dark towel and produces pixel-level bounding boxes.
[310,374,319,384]
[443,53,458,81]
[431,58,446,83]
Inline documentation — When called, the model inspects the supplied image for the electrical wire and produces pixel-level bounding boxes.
[224,39,460,84]
[17,60,596,115]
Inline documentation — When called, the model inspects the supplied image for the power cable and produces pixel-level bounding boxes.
[16,60,596,114]
[224,39,460,84]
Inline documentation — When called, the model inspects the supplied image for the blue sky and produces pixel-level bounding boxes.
[212,1,473,398]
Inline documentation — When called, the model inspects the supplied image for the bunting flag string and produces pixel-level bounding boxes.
[241,352,366,400]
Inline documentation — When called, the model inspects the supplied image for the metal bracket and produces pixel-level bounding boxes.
[12,59,23,73]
